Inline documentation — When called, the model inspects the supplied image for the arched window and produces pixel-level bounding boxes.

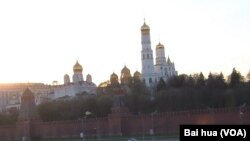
[149,78,152,83]
[147,54,149,59]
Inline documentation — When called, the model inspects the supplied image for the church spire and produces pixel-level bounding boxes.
[167,56,171,64]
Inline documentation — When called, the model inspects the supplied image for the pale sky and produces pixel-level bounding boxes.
[0,0,249,85]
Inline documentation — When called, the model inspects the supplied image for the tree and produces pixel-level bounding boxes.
[167,74,189,88]
[96,94,113,117]
[229,68,243,87]
[0,110,18,125]
[206,72,227,89]
[125,91,152,114]
[217,72,227,89]
[125,80,152,114]
[156,78,166,92]
[186,75,195,87]
[196,72,205,88]
[247,70,250,83]
[206,72,214,88]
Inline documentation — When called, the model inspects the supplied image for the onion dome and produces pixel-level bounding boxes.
[86,74,92,83]
[73,61,83,72]
[156,42,164,49]
[133,71,141,77]
[64,74,70,84]
[121,65,130,74]
[110,72,118,80]
[110,72,119,85]
[141,22,150,30]
[64,74,69,78]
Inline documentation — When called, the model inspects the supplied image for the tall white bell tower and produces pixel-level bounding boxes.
[141,21,155,86]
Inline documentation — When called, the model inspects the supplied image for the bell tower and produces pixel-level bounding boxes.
[141,20,155,86]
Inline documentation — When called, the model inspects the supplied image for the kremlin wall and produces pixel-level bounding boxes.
[0,87,250,140]
[0,105,250,140]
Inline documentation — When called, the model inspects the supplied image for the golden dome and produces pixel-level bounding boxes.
[121,65,130,73]
[73,61,83,72]
[134,71,141,77]
[156,42,164,49]
[110,72,118,79]
[64,74,69,77]
[141,22,150,30]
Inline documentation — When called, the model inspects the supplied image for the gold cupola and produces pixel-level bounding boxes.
[156,42,164,49]
[141,22,150,31]
[73,61,83,72]
[121,65,130,74]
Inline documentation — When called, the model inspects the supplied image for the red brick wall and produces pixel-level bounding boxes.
[0,106,249,140]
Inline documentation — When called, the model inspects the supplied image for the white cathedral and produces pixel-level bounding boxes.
[140,21,177,87]
[53,61,96,99]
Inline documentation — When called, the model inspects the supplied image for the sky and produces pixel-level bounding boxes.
[0,0,249,85]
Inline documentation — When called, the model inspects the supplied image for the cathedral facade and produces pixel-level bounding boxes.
[140,21,177,87]
[53,61,96,99]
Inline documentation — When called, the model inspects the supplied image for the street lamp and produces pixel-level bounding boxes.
[80,111,92,141]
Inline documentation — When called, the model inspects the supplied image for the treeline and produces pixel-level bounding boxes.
[112,68,250,114]
[38,94,113,122]
[0,110,18,125]
[155,68,250,112]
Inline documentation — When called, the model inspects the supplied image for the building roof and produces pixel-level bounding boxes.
[121,65,130,73]
[134,70,141,77]
[141,22,150,30]
[156,42,164,49]
[73,60,83,72]
[22,88,34,96]
[111,72,118,79]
